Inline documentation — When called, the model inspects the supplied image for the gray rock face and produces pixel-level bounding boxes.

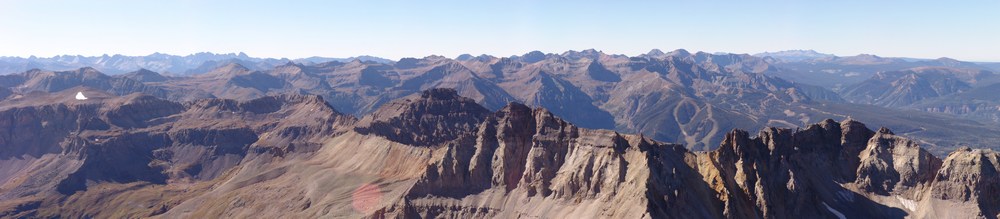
[931,148,1000,217]
[855,128,942,197]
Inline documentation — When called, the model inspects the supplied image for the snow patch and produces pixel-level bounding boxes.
[75,92,88,100]
[822,202,847,219]
[896,196,917,211]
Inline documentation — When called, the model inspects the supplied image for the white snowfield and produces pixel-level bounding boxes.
[75,92,87,100]
[822,202,847,219]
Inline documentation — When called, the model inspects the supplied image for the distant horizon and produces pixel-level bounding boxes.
[2,49,997,63]
[2,1,997,62]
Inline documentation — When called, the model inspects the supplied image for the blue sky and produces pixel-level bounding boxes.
[1,0,997,61]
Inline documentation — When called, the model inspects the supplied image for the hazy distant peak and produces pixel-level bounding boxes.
[280,60,299,66]
[518,50,548,63]
[560,49,604,60]
[353,55,393,63]
[455,54,474,61]
[221,62,250,70]
[575,48,602,56]
[347,59,365,65]
[203,62,252,77]
[754,50,836,62]
[76,66,102,73]
[666,49,691,57]
[422,55,448,61]
[646,49,665,56]
[834,54,903,65]
[120,68,168,82]
[522,50,545,56]
[936,57,959,62]
[455,54,495,62]
[131,68,156,73]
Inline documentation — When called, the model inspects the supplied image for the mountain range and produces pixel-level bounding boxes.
[2,49,1000,218]
[0,88,996,218]
[0,52,393,76]
[3,49,1000,155]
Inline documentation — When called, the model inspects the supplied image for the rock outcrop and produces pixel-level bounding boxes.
[354,88,490,146]
[928,148,1000,218]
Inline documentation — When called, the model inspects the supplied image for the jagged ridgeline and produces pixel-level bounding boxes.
[5,51,1000,156]
[0,88,996,218]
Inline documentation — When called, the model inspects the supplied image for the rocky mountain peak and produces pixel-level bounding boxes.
[931,147,1000,217]
[354,88,490,146]
[840,118,875,147]
[876,127,895,135]
[856,126,942,197]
